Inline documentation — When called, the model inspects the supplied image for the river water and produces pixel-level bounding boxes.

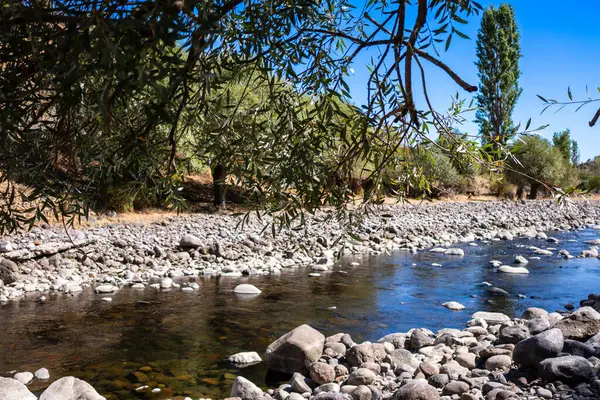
[1,228,600,399]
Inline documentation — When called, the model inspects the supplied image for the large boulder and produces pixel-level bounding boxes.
[265,324,325,374]
[346,343,387,367]
[513,328,564,367]
[554,306,600,340]
[230,376,264,400]
[0,377,37,400]
[40,376,105,400]
[538,356,595,384]
[392,381,440,400]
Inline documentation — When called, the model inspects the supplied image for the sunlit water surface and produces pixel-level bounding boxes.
[2,229,600,399]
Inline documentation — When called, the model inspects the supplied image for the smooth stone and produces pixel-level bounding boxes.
[392,381,440,400]
[233,284,262,295]
[538,355,595,384]
[0,377,37,400]
[347,368,376,386]
[310,362,336,385]
[484,355,512,370]
[265,324,325,374]
[13,372,34,385]
[443,302,465,311]
[94,284,117,293]
[35,368,50,380]
[180,234,202,248]
[514,255,529,264]
[39,376,105,400]
[228,351,262,366]
[471,312,511,325]
[230,376,263,400]
[498,265,529,274]
[513,328,564,367]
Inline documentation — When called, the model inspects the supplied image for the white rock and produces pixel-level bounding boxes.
[13,372,33,385]
[228,351,262,365]
[131,283,145,290]
[443,301,465,311]
[101,297,112,302]
[35,368,50,380]
[160,277,173,289]
[95,284,117,293]
[0,377,37,400]
[39,376,105,400]
[233,284,261,295]
[444,248,464,256]
[514,255,529,264]
[498,265,529,274]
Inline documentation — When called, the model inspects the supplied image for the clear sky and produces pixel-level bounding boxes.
[344,0,600,161]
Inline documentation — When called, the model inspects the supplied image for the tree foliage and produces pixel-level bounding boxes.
[0,0,489,233]
[506,136,575,199]
[552,129,572,163]
[474,3,522,153]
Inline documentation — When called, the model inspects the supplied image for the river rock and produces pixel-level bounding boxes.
[513,328,564,367]
[525,317,551,335]
[228,351,262,365]
[498,325,530,344]
[290,372,312,394]
[35,368,50,380]
[498,265,529,274]
[443,302,465,311]
[13,372,33,385]
[484,355,512,370]
[514,255,529,264]
[346,343,388,366]
[265,324,325,374]
[233,284,262,295]
[442,380,470,395]
[0,377,37,400]
[310,362,336,385]
[347,368,376,386]
[538,355,595,384]
[230,376,264,400]
[471,312,511,325]
[39,376,105,400]
[554,306,600,340]
[378,333,406,349]
[445,248,464,256]
[94,284,117,293]
[160,277,173,289]
[409,329,434,350]
[392,381,440,400]
[562,339,596,358]
[439,360,469,380]
[179,234,202,248]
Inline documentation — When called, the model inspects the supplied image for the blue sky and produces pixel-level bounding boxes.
[345,0,600,161]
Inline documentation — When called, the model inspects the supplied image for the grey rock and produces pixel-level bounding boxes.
[289,372,312,394]
[498,325,530,344]
[347,368,376,386]
[233,284,262,295]
[442,381,470,396]
[180,234,202,248]
[409,329,434,350]
[392,381,440,400]
[35,368,50,380]
[230,376,264,400]
[513,328,564,367]
[554,306,600,340]
[538,355,594,384]
[428,374,450,388]
[346,343,387,367]
[265,324,325,374]
[471,312,511,325]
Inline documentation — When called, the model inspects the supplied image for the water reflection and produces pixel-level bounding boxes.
[1,229,600,398]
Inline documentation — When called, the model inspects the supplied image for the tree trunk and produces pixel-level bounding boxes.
[516,185,524,200]
[211,164,226,208]
[529,183,539,199]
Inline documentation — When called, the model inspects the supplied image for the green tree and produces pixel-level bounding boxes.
[552,129,572,163]
[571,140,580,166]
[0,0,485,232]
[475,4,522,155]
[507,136,572,199]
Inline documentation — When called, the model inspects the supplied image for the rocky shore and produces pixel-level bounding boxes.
[227,293,600,400]
[1,200,600,302]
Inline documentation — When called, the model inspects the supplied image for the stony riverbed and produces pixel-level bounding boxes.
[1,200,600,302]
[2,200,600,400]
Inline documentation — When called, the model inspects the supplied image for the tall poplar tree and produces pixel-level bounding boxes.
[475,4,522,155]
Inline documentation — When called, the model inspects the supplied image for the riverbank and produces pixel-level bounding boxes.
[228,292,600,400]
[1,200,600,302]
